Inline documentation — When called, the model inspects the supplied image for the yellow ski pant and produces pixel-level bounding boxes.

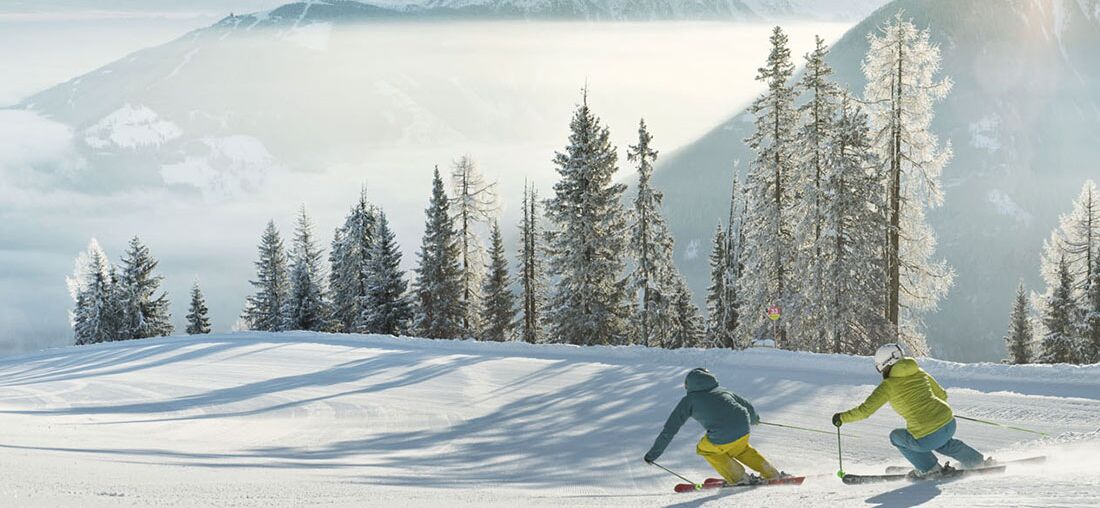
[696,434,778,483]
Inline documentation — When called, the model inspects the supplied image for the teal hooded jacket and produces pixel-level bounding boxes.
[644,368,760,461]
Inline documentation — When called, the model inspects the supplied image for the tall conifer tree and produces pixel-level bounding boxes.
[518,183,546,343]
[821,96,889,354]
[116,236,173,340]
[792,35,840,351]
[69,239,118,345]
[330,187,376,332]
[1004,283,1033,364]
[706,223,728,345]
[544,90,631,346]
[1040,180,1099,314]
[739,26,799,347]
[283,207,330,331]
[669,276,703,348]
[481,221,517,341]
[362,210,414,336]
[242,221,290,332]
[863,13,954,352]
[628,119,686,347]
[414,167,466,339]
[1040,257,1082,363]
[450,156,497,335]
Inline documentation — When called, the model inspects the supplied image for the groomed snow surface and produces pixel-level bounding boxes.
[1,333,1098,507]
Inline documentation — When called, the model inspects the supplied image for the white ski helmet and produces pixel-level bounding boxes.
[874,343,905,373]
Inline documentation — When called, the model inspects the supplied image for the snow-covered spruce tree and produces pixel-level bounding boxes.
[414,167,467,339]
[116,236,174,340]
[1040,180,1099,306]
[242,220,290,332]
[105,266,127,339]
[329,187,376,333]
[450,155,498,336]
[545,91,631,346]
[739,26,799,348]
[724,173,747,348]
[821,96,889,355]
[628,119,685,347]
[669,276,703,348]
[1040,257,1083,364]
[283,206,330,331]
[863,13,954,353]
[361,210,414,336]
[481,220,517,341]
[707,170,748,349]
[706,223,729,345]
[792,35,840,352]
[1084,250,1100,362]
[518,182,546,343]
[186,279,212,335]
[1004,282,1033,364]
[69,239,119,345]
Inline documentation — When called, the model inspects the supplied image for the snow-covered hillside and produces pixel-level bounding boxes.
[1,333,1097,506]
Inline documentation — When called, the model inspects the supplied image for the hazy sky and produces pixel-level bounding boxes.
[0,1,854,355]
[0,1,290,105]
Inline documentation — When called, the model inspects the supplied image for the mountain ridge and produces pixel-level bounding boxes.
[221,0,886,24]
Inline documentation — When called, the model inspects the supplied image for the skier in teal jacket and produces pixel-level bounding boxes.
[644,368,781,485]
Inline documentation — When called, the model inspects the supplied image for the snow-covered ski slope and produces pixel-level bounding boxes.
[0,332,1097,507]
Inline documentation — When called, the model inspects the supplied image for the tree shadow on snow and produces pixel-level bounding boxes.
[0,349,489,419]
[225,365,672,489]
[865,482,941,508]
[2,360,676,490]
[0,340,249,387]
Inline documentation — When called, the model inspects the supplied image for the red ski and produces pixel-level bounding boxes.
[674,475,805,493]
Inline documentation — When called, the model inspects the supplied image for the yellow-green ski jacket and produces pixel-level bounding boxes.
[838,358,953,439]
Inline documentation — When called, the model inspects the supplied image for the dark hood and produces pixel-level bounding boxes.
[684,368,719,393]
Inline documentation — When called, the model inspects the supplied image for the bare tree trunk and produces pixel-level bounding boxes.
[886,36,904,342]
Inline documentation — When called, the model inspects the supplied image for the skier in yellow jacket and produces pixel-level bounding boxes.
[832,344,988,479]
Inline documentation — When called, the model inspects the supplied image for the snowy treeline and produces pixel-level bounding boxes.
[240,193,413,336]
[723,15,952,355]
[68,237,201,345]
[69,16,1037,359]
[231,94,703,345]
[1005,180,1100,365]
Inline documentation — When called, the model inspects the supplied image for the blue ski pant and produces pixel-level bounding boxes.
[889,418,984,472]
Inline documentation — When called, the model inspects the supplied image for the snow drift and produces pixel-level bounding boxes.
[0,332,1097,506]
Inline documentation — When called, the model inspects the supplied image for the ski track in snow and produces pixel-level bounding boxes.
[0,332,1098,507]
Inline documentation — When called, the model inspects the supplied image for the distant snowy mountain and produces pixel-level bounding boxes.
[653,0,1100,361]
[218,0,888,23]
[417,0,889,21]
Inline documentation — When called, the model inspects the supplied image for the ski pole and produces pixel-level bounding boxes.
[955,415,1049,437]
[836,425,845,478]
[761,421,857,437]
[650,461,701,490]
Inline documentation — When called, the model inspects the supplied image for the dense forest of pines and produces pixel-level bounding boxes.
[66,15,1100,365]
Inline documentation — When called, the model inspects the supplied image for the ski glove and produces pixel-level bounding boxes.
[643,454,656,464]
[831,413,843,428]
